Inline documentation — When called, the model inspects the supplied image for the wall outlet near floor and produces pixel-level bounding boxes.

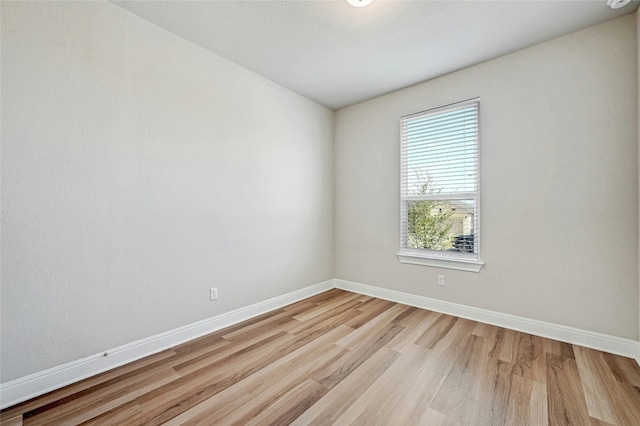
[437,275,445,286]
[210,287,218,301]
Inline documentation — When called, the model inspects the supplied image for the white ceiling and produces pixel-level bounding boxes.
[112,0,639,110]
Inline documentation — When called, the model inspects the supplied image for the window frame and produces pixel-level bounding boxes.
[397,98,484,272]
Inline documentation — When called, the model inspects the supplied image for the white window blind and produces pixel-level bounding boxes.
[399,98,480,266]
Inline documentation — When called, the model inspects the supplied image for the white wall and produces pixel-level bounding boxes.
[637,8,640,342]
[1,1,334,382]
[335,15,638,339]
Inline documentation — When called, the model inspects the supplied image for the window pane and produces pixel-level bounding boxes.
[402,103,478,196]
[400,98,480,262]
[406,199,476,253]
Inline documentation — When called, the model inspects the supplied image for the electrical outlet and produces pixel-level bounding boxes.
[437,275,445,286]
[210,287,218,301]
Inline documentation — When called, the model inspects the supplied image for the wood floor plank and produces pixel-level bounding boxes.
[297,288,346,305]
[602,352,640,388]
[385,332,479,425]
[419,408,463,426]
[589,417,616,426]
[0,349,177,421]
[0,415,22,426]
[343,299,396,328]
[281,299,320,313]
[332,344,434,424]
[217,326,349,419]
[163,325,351,425]
[505,373,548,426]
[384,308,440,353]
[513,333,547,384]
[415,313,458,349]
[313,322,404,390]
[111,331,304,425]
[173,309,285,354]
[574,345,640,425]
[334,303,409,350]
[389,305,422,326]
[544,339,575,359]
[430,317,476,355]
[244,379,327,426]
[488,327,522,364]
[25,367,180,426]
[473,356,514,425]
[610,382,640,426]
[574,345,619,424]
[286,297,363,336]
[4,290,640,425]
[220,303,308,341]
[546,353,592,426]
[171,322,293,377]
[290,347,399,426]
[354,297,391,313]
[472,321,499,338]
[355,294,372,303]
[429,335,494,423]
[291,291,361,322]
[78,403,144,426]
[342,344,450,425]
[18,361,178,423]
[213,373,326,425]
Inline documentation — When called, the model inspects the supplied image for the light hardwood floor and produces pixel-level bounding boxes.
[2,289,640,425]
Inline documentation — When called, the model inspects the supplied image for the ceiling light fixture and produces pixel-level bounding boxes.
[347,0,373,7]
[607,0,630,9]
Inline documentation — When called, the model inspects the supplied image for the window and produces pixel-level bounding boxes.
[397,98,483,272]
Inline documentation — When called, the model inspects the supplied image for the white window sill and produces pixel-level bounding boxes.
[397,250,484,272]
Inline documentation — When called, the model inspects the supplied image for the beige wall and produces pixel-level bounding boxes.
[637,8,640,342]
[0,2,334,382]
[335,15,638,339]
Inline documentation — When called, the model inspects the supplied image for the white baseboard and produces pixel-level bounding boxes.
[0,280,334,410]
[334,279,640,364]
[3,278,639,410]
